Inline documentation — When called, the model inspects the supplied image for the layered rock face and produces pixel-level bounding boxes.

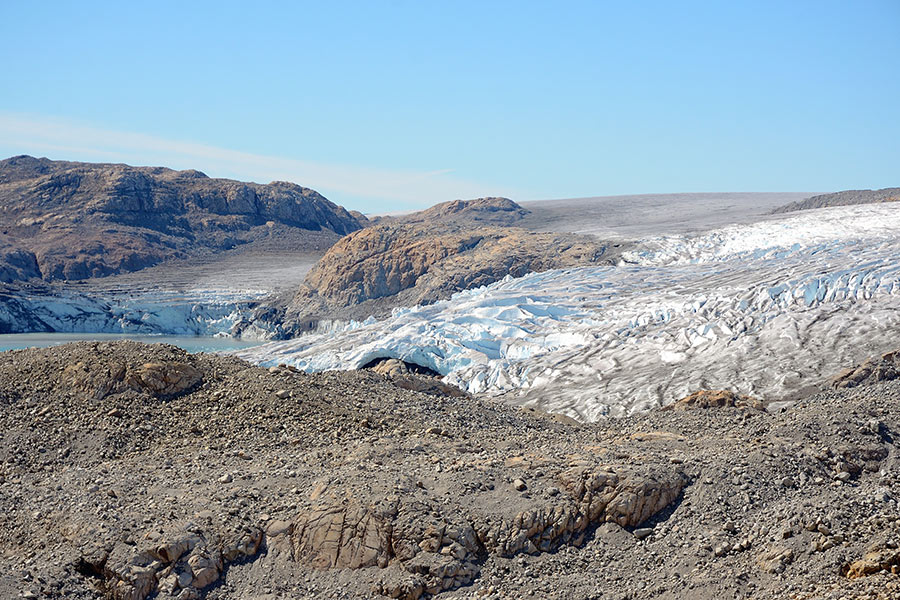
[0,155,364,282]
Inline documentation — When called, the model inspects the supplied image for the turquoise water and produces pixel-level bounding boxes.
[0,333,263,354]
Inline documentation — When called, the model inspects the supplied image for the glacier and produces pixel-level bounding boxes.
[236,203,900,421]
[0,251,321,339]
[0,286,273,338]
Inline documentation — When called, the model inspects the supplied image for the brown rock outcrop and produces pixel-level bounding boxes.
[288,465,685,597]
[81,527,263,600]
[363,358,467,397]
[61,346,202,400]
[123,362,203,398]
[831,351,900,389]
[303,223,611,308]
[662,389,763,411]
[293,503,394,570]
[843,545,900,579]
[285,217,621,330]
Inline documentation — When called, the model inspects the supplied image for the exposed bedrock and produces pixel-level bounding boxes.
[74,464,684,600]
[0,155,364,282]
[283,205,625,331]
[387,196,531,227]
[831,351,900,389]
[79,526,263,600]
[302,224,615,308]
[662,389,764,412]
[290,465,685,598]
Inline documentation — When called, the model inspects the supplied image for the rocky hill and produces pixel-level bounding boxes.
[400,197,530,226]
[367,197,529,228]
[281,217,625,333]
[772,188,900,213]
[1,341,899,599]
[0,155,364,282]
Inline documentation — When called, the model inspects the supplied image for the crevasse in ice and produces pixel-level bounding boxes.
[237,203,900,421]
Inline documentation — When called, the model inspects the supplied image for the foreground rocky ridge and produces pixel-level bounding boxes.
[0,155,363,282]
[1,342,899,599]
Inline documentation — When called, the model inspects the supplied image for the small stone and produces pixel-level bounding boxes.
[633,528,654,540]
[107,408,123,417]
[176,570,193,589]
[780,477,794,487]
[513,479,527,491]
[266,520,291,537]
[275,389,291,399]
[218,473,233,484]
[817,524,832,536]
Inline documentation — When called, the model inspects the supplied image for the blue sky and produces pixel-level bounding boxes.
[1,1,898,212]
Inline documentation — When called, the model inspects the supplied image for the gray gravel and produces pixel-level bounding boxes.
[0,342,898,599]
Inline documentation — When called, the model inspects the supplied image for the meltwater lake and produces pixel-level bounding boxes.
[0,333,262,354]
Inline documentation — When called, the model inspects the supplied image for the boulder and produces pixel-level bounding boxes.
[61,347,202,400]
[831,351,900,389]
[662,389,763,411]
[843,545,900,579]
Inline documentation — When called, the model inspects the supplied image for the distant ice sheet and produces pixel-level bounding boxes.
[236,204,900,421]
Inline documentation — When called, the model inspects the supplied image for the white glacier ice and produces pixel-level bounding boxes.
[0,287,271,338]
[0,250,321,339]
[235,204,900,421]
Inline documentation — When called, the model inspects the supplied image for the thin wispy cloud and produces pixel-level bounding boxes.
[0,112,514,211]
